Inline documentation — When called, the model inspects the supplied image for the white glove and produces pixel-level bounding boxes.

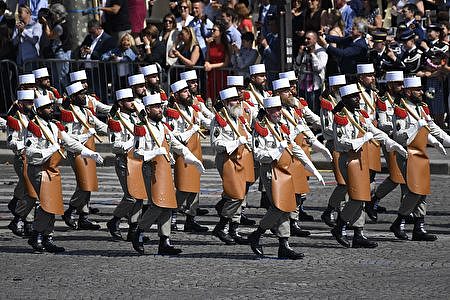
[279,140,288,149]
[143,147,168,161]
[50,143,61,154]
[184,152,205,174]
[87,127,97,137]
[193,160,206,174]
[363,132,374,143]
[311,139,332,161]
[238,136,247,145]
[417,119,428,128]
[434,141,447,156]
[122,137,135,151]
[314,170,325,186]
[91,152,104,164]
[16,140,25,151]
[179,126,198,143]
[385,138,408,158]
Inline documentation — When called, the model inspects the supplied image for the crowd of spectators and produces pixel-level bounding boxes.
[0,0,450,127]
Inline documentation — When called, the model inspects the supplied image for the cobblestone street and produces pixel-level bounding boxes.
[0,165,449,299]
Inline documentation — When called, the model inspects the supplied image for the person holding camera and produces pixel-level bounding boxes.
[295,31,328,114]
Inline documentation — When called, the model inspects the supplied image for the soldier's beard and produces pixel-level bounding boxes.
[181,96,193,107]
[228,104,243,118]
[285,96,296,107]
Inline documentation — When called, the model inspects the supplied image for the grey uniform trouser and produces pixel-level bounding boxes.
[289,194,305,220]
[258,163,290,238]
[374,146,400,200]
[13,155,36,221]
[112,155,143,223]
[68,152,91,214]
[176,191,198,217]
[325,140,348,210]
[338,153,366,228]
[27,165,55,235]
[396,155,427,218]
[137,162,171,237]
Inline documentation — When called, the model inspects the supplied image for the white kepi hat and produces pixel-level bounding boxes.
[227,75,244,87]
[404,77,421,88]
[34,95,52,108]
[17,90,35,101]
[140,64,158,76]
[329,75,346,87]
[128,74,145,86]
[272,78,290,91]
[249,64,266,75]
[171,80,188,93]
[263,96,282,108]
[356,63,375,75]
[116,88,133,100]
[279,71,297,81]
[66,81,85,96]
[19,74,36,85]
[180,70,197,81]
[143,93,162,106]
[385,71,404,82]
[219,87,239,100]
[70,70,87,83]
[339,84,360,97]
[32,67,50,79]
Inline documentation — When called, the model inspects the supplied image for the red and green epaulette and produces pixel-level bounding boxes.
[166,107,180,119]
[394,106,407,119]
[360,109,370,118]
[50,87,61,98]
[60,108,74,123]
[421,103,430,115]
[254,121,268,137]
[238,116,247,125]
[243,91,251,101]
[6,115,20,132]
[192,104,201,112]
[280,123,290,135]
[334,113,348,126]
[134,124,146,136]
[160,90,168,101]
[299,98,308,107]
[215,113,227,128]
[294,108,303,118]
[376,97,387,111]
[55,121,66,132]
[164,122,173,131]
[320,98,334,111]
[196,95,204,103]
[27,120,42,138]
[108,118,122,133]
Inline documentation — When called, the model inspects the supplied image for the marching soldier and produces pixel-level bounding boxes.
[211,87,254,245]
[272,78,332,237]
[248,96,325,259]
[247,64,271,108]
[60,81,108,230]
[25,95,104,252]
[140,64,169,101]
[69,70,112,115]
[6,90,38,237]
[367,71,406,221]
[331,84,407,248]
[180,70,215,122]
[319,74,348,227]
[390,77,449,241]
[166,80,208,232]
[32,67,62,104]
[130,93,205,255]
[127,73,147,111]
[106,88,146,240]
[17,74,37,91]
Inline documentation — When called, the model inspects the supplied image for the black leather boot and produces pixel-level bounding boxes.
[352,227,378,248]
[290,219,310,237]
[131,227,145,254]
[212,216,236,245]
[389,214,409,240]
[127,223,138,242]
[278,237,304,260]
[321,205,336,228]
[248,227,265,257]
[331,216,350,248]
[78,214,101,230]
[62,206,77,229]
[107,217,123,240]
[28,231,45,252]
[184,215,208,232]
[158,236,182,255]
[229,222,249,244]
[214,198,226,215]
[42,235,65,253]
[412,216,437,241]
[240,209,256,226]
[365,195,378,222]
[23,221,33,238]
[7,196,19,216]
[171,211,179,231]
[8,216,24,237]
[260,191,270,209]
[298,195,314,221]
[196,208,209,216]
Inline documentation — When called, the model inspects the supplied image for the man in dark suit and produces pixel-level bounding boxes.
[318,18,368,75]
[257,0,277,38]
[78,20,116,102]
[0,1,15,37]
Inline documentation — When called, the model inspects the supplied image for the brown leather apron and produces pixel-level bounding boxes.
[39,149,64,215]
[149,129,177,208]
[74,134,98,191]
[289,133,310,194]
[346,132,371,201]
[174,114,202,192]
[387,151,405,184]
[367,118,381,172]
[271,145,297,212]
[332,151,346,185]
[222,144,247,200]
[126,149,148,200]
[238,120,255,183]
[22,155,38,199]
[406,127,430,195]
